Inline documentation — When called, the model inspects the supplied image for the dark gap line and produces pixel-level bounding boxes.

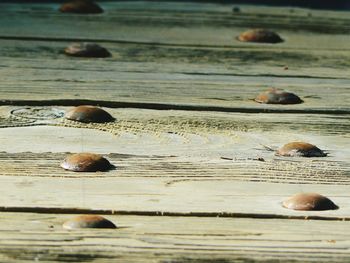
[0,35,349,53]
[0,206,348,221]
[0,0,349,11]
[1,99,349,115]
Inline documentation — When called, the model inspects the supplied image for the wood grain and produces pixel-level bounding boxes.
[0,2,349,112]
[0,124,347,220]
[0,2,349,49]
[1,212,350,262]
[0,107,349,159]
[0,1,349,261]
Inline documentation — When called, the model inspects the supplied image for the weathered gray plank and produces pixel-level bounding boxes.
[0,151,349,218]
[0,2,349,50]
[1,39,350,79]
[1,212,350,262]
[0,1,349,260]
[0,62,349,112]
[0,122,348,217]
[0,107,349,158]
[0,2,349,111]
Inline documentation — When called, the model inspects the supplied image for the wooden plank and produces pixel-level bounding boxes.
[0,153,349,218]
[0,107,349,158]
[0,1,348,260]
[1,39,350,80]
[1,212,350,262]
[0,2,348,111]
[0,111,348,217]
[0,2,349,50]
[0,150,348,184]
[0,60,349,112]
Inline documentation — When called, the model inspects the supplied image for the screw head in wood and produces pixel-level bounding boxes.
[276,142,327,157]
[61,153,113,172]
[65,105,114,123]
[282,193,338,211]
[59,0,103,14]
[237,29,283,43]
[254,88,303,104]
[64,43,111,58]
[63,215,117,229]
[232,6,241,13]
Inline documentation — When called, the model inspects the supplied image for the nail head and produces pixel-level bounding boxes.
[277,142,327,157]
[59,0,103,14]
[283,193,338,211]
[237,29,283,43]
[63,215,117,229]
[61,153,112,172]
[65,105,114,123]
[255,88,303,104]
[64,43,111,58]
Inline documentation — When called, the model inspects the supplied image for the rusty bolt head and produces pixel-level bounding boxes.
[232,6,241,13]
[237,29,283,44]
[254,88,303,104]
[283,193,338,211]
[65,105,114,123]
[64,43,111,58]
[63,215,117,229]
[59,0,103,14]
[61,153,113,172]
[276,142,327,157]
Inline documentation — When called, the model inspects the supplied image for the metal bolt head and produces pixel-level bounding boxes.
[65,105,114,123]
[237,29,283,43]
[64,43,111,58]
[61,153,113,172]
[255,88,303,104]
[59,0,103,14]
[283,193,338,211]
[63,215,117,229]
[276,142,327,157]
[232,6,241,13]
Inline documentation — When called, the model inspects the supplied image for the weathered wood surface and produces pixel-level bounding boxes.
[0,107,349,159]
[0,110,348,218]
[0,1,349,262]
[1,57,349,112]
[0,2,349,112]
[1,2,350,48]
[2,212,350,263]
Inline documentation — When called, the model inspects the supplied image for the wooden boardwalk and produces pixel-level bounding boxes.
[0,1,349,262]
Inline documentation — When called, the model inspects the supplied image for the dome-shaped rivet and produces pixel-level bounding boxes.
[59,0,103,14]
[237,29,283,43]
[65,106,114,123]
[255,88,303,104]
[283,193,338,211]
[63,215,117,229]
[64,43,111,58]
[61,153,113,172]
[276,142,327,157]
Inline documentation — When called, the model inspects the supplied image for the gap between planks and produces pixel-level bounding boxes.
[0,207,350,221]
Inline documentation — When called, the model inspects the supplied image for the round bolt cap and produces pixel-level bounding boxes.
[255,88,303,104]
[237,29,283,43]
[232,6,241,13]
[59,0,103,14]
[65,105,114,123]
[283,193,338,211]
[276,142,327,157]
[64,43,111,58]
[61,153,112,172]
[63,215,117,229]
